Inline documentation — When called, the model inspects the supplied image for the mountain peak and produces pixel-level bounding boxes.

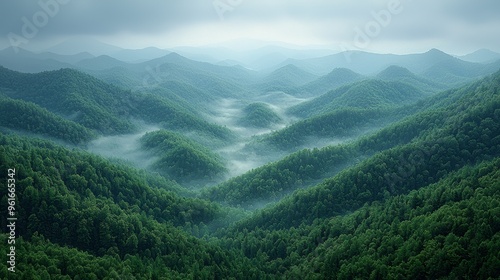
[425,48,448,56]
[460,49,500,63]
[377,65,414,80]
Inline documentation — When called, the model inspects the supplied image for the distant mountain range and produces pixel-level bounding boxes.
[2,42,498,91]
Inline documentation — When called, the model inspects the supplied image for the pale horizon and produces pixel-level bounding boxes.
[1,0,499,56]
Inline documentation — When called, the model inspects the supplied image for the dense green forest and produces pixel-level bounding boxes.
[0,133,262,279]
[288,79,427,117]
[237,103,283,128]
[0,97,96,145]
[254,108,388,151]
[140,130,227,185]
[255,64,318,92]
[294,67,364,97]
[0,66,232,142]
[0,52,499,279]
[376,65,448,94]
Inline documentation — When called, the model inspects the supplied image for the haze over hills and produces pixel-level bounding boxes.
[277,49,500,86]
[1,39,500,279]
[459,48,500,63]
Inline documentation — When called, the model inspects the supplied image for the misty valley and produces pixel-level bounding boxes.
[1,44,500,279]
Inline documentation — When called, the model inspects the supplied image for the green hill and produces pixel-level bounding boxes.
[255,108,389,151]
[228,70,500,231]
[237,103,283,128]
[1,49,499,280]
[140,130,227,184]
[286,158,500,278]
[421,49,500,86]
[256,64,318,92]
[289,79,426,117]
[0,66,134,134]
[218,157,500,279]
[204,70,500,212]
[0,133,265,279]
[376,65,447,94]
[0,97,96,145]
[295,68,364,97]
[0,66,233,141]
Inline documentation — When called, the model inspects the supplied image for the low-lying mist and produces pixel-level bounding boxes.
[207,92,309,178]
[86,125,160,169]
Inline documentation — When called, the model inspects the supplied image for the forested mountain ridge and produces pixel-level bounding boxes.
[0,66,233,142]
[0,66,134,134]
[278,48,500,82]
[0,133,266,279]
[217,157,500,279]
[294,67,365,97]
[288,79,426,117]
[202,71,500,210]
[255,64,318,92]
[0,97,96,145]
[376,65,448,94]
[227,69,500,231]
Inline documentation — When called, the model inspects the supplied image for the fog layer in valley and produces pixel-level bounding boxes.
[86,125,160,169]
[208,92,308,178]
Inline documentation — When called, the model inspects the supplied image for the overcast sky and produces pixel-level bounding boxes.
[1,0,499,54]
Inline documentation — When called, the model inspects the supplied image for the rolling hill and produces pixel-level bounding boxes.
[294,67,364,97]
[0,66,233,141]
[255,64,318,92]
[0,97,96,145]
[277,48,500,87]
[227,69,500,231]
[289,79,426,117]
[237,103,283,128]
[376,65,447,94]
[140,130,227,185]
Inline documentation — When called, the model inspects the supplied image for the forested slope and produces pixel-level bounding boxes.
[294,67,364,97]
[205,70,500,215]
[217,157,500,279]
[0,134,265,279]
[237,103,283,128]
[140,130,227,184]
[0,51,499,280]
[0,97,96,145]
[289,79,426,117]
[0,66,233,142]
[230,70,500,230]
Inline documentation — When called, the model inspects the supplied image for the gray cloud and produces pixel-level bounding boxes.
[1,0,499,54]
